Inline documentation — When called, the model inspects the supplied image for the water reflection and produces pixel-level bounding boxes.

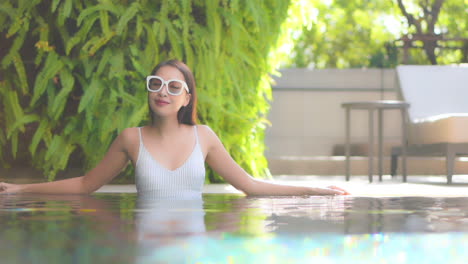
[341,197,468,233]
[1,194,468,263]
[136,195,206,236]
[0,194,135,264]
[203,195,349,235]
[243,196,468,234]
[135,195,206,263]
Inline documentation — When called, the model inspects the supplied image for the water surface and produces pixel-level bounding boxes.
[1,194,467,263]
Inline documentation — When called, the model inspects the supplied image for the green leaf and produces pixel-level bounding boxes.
[109,50,124,77]
[58,0,72,26]
[31,52,64,105]
[11,132,18,159]
[77,6,101,26]
[77,3,120,26]
[127,103,147,127]
[99,10,110,35]
[78,78,102,113]
[0,123,6,145]
[65,36,81,55]
[67,10,101,53]
[143,23,159,70]
[136,14,143,38]
[12,52,28,94]
[7,15,23,37]
[96,48,112,75]
[119,91,140,106]
[206,0,222,58]
[45,135,64,161]
[130,55,146,76]
[8,114,39,138]
[81,57,98,78]
[29,119,49,156]
[51,0,61,12]
[158,1,168,44]
[57,144,75,171]
[85,110,94,134]
[0,4,16,23]
[51,69,75,120]
[2,31,27,67]
[63,116,79,136]
[165,20,182,58]
[116,2,140,35]
[4,90,24,132]
[88,31,115,56]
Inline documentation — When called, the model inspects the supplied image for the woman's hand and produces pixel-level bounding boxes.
[305,185,350,196]
[0,182,24,194]
[326,185,351,195]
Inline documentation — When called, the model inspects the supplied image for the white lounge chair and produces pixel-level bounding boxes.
[391,65,468,184]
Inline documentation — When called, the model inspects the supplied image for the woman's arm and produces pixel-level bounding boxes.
[0,128,134,194]
[201,126,349,196]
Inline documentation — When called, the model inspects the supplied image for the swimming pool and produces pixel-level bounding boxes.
[1,193,467,263]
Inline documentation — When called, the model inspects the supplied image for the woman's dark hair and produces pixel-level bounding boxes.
[149,59,197,125]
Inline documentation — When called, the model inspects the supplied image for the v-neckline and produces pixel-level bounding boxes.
[139,127,197,172]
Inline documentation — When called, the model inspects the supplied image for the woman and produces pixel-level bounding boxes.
[0,60,349,197]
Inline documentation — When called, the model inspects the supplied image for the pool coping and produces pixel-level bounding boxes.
[96,175,468,197]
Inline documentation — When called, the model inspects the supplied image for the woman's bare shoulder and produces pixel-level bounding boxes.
[196,124,217,138]
[118,127,141,147]
[120,126,140,137]
[196,124,222,148]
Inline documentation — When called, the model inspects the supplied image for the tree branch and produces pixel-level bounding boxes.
[428,0,444,32]
[396,0,423,33]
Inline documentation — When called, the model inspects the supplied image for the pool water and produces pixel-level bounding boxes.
[1,194,468,263]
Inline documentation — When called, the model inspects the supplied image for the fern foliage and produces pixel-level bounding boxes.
[0,0,292,182]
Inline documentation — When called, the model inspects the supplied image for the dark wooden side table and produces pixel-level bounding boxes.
[342,100,410,182]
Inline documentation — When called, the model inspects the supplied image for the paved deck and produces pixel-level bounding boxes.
[96,175,468,197]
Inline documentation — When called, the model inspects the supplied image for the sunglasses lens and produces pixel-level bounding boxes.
[148,77,163,92]
[167,81,184,95]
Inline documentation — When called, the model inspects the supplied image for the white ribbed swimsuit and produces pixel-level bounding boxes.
[135,126,206,199]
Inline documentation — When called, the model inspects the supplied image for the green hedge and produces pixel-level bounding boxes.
[0,0,292,182]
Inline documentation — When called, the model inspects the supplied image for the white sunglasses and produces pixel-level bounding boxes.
[146,75,190,96]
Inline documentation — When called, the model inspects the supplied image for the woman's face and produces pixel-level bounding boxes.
[148,66,191,120]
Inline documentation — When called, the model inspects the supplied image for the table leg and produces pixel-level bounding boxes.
[345,108,350,181]
[378,109,383,181]
[369,109,374,183]
[402,108,408,182]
